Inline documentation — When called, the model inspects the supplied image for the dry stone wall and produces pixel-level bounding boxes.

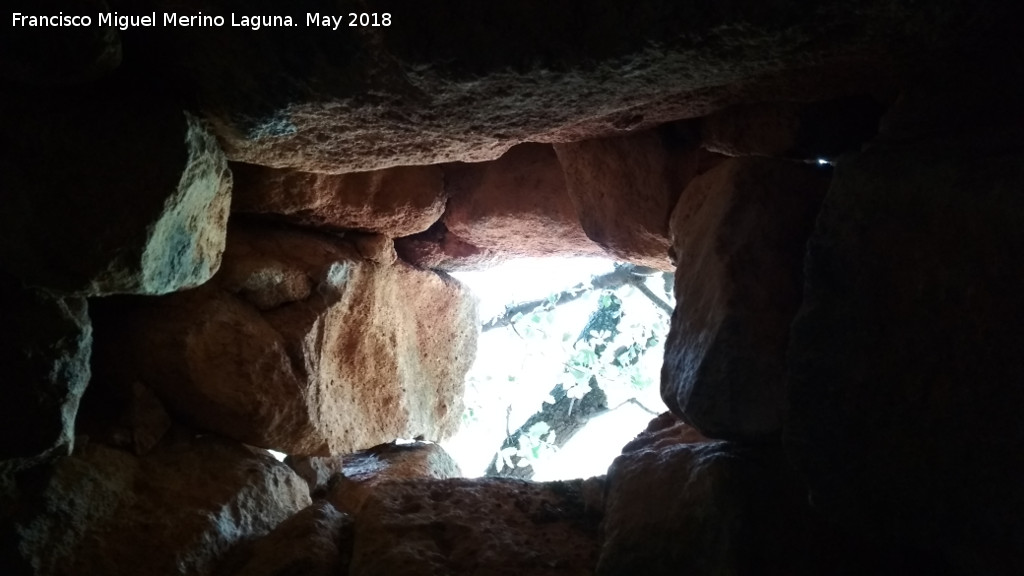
[2,2,1021,575]
[92,223,478,456]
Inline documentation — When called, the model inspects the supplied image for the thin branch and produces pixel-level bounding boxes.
[608,397,662,416]
[633,280,674,316]
[480,266,637,332]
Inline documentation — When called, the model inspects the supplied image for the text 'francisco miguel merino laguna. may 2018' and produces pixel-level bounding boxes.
[10,11,392,31]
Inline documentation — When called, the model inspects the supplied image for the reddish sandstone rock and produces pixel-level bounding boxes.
[138,0,980,173]
[285,455,347,499]
[350,233,399,266]
[443,144,603,260]
[231,163,445,237]
[325,441,461,514]
[662,157,828,441]
[394,222,502,271]
[701,102,803,158]
[621,412,710,454]
[555,130,700,269]
[1,437,310,576]
[215,501,353,576]
[0,76,232,296]
[599,441,820,576]
[0,271,91,460]
[349,478,600,576]
[93,224,478,456]
[286,441,460,505]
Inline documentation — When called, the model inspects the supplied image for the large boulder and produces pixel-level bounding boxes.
[598,440,820,576]
[662,157,828,440]
[285,440,460,503]
[0,74,232,295]
[215,501,353,576]
[231,163,445,237]
[349,478,601,576]
[443,143,602,260]
[555,129,700,269]
[325,440,461,514]
[0,272,91,459]
[1,437,310,576]
[785,53,1024,574]
[93,223,478,455]
[136,0,1012,173]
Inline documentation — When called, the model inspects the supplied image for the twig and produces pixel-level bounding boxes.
[608,397,662,416]
[632,280,674,316]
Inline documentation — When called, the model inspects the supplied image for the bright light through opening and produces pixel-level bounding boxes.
[444,256,673,481]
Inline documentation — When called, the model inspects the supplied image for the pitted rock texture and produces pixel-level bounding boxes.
[231,163,445,237]
[1,437,310,576]
[0,76,232,295]
[395,222,504,272]
[93,223,478,455]
[786,55,1024,574]
[443,143,602,260]
[135,0,1011,172]
[662,157,828,441]
[325,441,461,514]
[215,501,353,576]
[0,272,91,460]
[555,129,700,269]
[349,478,600,576]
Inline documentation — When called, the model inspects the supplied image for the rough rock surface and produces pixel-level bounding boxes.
[786,55,1024,574]
[231,163,445,237]
[555,129,699,269]
[137,0,1004,172]
[326,441,461,514]
[395,222,502,272]
[93,223,478,455]
[701,102,803,158]
[662,157,829,440]
[215,501,353,576]
[621,412,711,454]
[0,76,232,295]
[599,441,818,576]
[1,437,310,576]
[0,272,91,460]
[349,478,601,576]
[444,144,602,259]
[285,455,346,499]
